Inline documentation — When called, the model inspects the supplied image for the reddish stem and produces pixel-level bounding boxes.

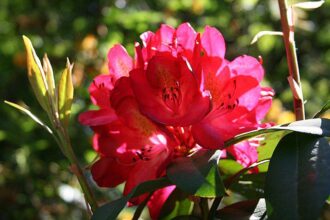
[278,0,305,120]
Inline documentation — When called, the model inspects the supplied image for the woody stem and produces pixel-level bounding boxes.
[278,0,305,120]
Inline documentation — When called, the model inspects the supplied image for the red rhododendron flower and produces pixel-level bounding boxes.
[190,34,274,150]
[79,22,274,219]
[130,23,211,126]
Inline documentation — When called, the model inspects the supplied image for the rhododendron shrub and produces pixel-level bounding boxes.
[79,23,274,218]
[12,1,330,219]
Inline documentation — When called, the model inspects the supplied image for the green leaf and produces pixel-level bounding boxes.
[58,59,74,127]
[92,177,172,220]
[224,118,330,148]
[159,189,194,220]
[265,132,330,220]
[4,100,53,134]
[219,159,244,176]
[257,131,285,172]
[22,36,50,113]
[167,150,225,198]
[313,100,330,118]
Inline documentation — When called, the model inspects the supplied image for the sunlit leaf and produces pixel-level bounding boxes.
[224,118,330,148]
[265,132,330,220]
[250,31,283,45]
[43,54,56,106]
[4,100,52,134]
[293,1,325,9]
[220,159,244,176]
[257,132,285,172]
[313,100,330,118]
[58,59,74,127]
[22,36,50,112]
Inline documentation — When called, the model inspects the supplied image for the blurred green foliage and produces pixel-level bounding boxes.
[0,0,329,219]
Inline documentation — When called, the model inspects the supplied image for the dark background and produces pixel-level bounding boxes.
[0,0,329,219]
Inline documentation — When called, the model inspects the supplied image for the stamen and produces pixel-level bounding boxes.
[130,144,167,162]
[162,82,182,113]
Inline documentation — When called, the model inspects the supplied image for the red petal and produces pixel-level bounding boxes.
[192,113,251,149]
[176,22,196,52]
[140,31,155,47]
[145,54,180,89]
[140,31,156,62]
[107,44,133,82]
[115,97,158,135]
[201,26,226,58]
[91,157,133,187]
[123,144,170,204]
[130,58,211,126]
[78,109,117,126]
[229,55,264,82]
[211,66,260,110]
[154,24,176,52]
[147,186,176,220]
[110,77,134,110]
[134,42,144,69]
[254,87,274,121]
[89,74,113,108]
[191,121,225,149]
[91,120,155,157]
[227,140,259,171]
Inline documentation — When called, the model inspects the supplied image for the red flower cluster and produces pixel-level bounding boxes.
[79,23,273,219]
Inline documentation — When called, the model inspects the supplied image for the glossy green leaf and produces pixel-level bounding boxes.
[219,159,244,176]
[265,132,330,220]
[313,100,330,118]
[22,36,50,113]
[167,150,225,198]
[92,177,172,220]
[58,59,74,127]
[257,131,285,172]
[224,118,330,148]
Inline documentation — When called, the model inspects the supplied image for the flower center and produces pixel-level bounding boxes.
[130,134,169,163]
[167,126,196,157]
[162,82,182,113]
[146,54,182,113]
